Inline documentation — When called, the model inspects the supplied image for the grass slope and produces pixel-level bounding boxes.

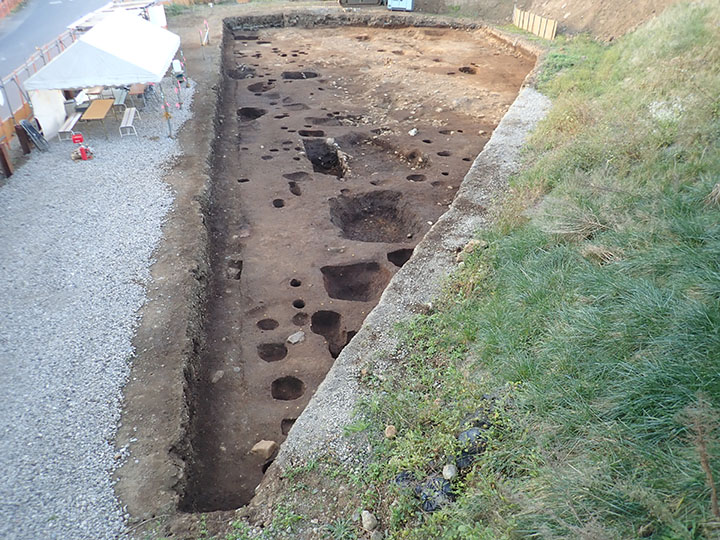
[355,2,720,539]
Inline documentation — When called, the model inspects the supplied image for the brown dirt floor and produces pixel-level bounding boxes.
[180,23,533,514]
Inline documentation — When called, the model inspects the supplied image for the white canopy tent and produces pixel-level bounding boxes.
[24,13,180,137]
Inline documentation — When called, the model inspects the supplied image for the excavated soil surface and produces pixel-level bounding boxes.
[180,24,533,512]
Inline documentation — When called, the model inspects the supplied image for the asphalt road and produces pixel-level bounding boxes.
[0,0,109,79]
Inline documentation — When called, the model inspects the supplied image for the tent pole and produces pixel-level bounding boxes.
[158,82,173,139]
[180,48,190,89]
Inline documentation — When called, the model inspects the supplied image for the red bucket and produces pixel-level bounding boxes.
[71,133,84,144]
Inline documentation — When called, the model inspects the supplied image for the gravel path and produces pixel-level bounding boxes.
[0,80,195,540]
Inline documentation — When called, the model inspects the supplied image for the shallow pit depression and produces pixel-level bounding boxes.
[179,22,533,512]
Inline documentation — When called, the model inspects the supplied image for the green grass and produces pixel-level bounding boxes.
[351,1,720,538]
[164,3,192,17]
[322,517,358,540]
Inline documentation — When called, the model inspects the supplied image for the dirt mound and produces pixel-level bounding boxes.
[414,0,681,40]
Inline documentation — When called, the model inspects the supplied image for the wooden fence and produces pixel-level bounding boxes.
[512,5,558,40]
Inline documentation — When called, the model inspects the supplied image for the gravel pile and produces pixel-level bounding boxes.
[0,80,195,540]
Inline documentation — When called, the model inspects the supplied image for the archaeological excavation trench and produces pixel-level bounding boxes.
[179,20,534,512]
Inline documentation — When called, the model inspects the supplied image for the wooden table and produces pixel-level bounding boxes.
[80,99,114,137]
[128,83,146,107]
[86,85,104,98]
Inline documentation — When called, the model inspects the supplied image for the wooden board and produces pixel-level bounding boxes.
[81,99,114,121]
[0,102,32,141]
[513,6,557,40]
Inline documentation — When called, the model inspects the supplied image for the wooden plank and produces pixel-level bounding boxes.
[0,102,32,141]
[81,99,113,121]
[512,6,557,40]
[0,142,13,178]
[14,124,32,154]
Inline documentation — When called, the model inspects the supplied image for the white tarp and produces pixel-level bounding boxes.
[147,5,168,28]
[29,90,67,138]
[24,13,180,91]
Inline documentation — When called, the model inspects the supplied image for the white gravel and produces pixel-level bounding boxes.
[0,79,195,540]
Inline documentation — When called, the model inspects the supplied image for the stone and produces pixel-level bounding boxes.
[370,531,383,540]
[210,370,224,383]
[226,266,242,280]
[361,510,378,531]
[408,127,418,136]
[287,330,305,344]
[464,239,488,252]
[249,440,278,460]
[384,424,397,439]
[456,239,488,263]
[442,463,458,480]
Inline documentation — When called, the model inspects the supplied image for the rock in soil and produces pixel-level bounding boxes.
[361,510,378,531]
[442,463,458,480]
[249,440,278,460]
[287,330,306,344]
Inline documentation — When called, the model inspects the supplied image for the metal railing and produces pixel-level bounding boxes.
[0,29,78,140]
